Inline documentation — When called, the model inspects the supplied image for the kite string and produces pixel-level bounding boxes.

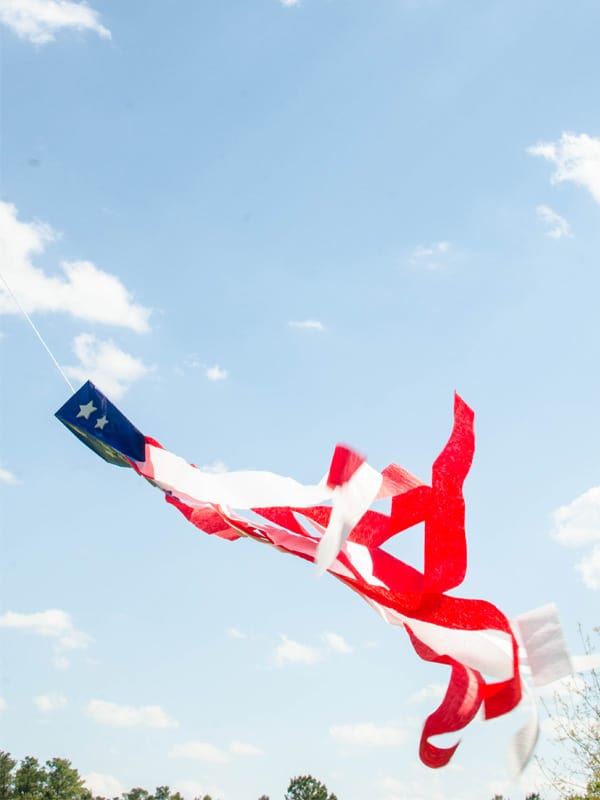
[0,270,74,392]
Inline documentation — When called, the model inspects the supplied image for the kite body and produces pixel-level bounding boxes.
[55,381,582,772]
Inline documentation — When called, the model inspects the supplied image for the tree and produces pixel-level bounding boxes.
[122,790,149,800]
[14,757,46,800]
[285,775,337,800]
[0,753,16,800]
[44,759,89,800]
[539,629,600,799]
[490,794,543,799]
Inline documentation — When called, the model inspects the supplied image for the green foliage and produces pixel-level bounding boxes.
[44,759,89,800]
[122,790,149,800]
[540,629,600,799]
[0,753,16,800]
[285,775,337,800]
[14,758,46,800]
[566,767,600,800]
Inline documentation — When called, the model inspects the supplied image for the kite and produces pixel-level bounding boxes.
[55,380,591,773]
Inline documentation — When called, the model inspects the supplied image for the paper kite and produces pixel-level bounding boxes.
[55,381,589,773]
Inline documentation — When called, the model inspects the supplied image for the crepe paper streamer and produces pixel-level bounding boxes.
[514,603,574,688]
[54,381,586,771]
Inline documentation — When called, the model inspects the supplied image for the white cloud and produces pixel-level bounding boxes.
[406,683,446,705]
[206,364,227,381]
[84,773,124,799]
[538,673,585,700]
[274,635,322,667]
[0,466,19,485]
[169,741,229,763]
[86,699,178,729]
[229,740,264,756]
[176,781,224,800]
[552,487,600,547]
[411,241,451,270]
[63,333,152,398]
[541,711,600,742]
[528,132,600,204]
[33,692,67,712]
[552,487,600,590]
[288,319,325,331]
[201,461,228,474]
[0,201,150,331]
[281,0,301,6]
[0,0,111,44]
[226,627,246,639]
[329,721,407,747]
[576,544,600,590]
[0,697,6,711]
[376,776,445,800]
[322,632,352,654]
[536,205,572,238]
[0,609,91,651]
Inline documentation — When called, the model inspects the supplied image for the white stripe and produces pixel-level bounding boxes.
[333,544,515,680]
[144,444,334,508]
[513,603,573,687]
[316,462,383,575]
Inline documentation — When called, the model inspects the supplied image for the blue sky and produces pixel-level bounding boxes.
[1,1,600,798]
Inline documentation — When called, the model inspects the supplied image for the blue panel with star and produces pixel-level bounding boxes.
[55,380,146,467]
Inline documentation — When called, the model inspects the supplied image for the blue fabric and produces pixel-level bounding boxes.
[55,380,146,467]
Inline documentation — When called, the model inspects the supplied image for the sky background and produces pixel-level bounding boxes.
[1,1,600,799]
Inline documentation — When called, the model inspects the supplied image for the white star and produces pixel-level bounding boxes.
[95,415,109,430]
[76,401,97,420]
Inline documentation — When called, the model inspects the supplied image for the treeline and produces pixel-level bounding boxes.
[0,754,337,800]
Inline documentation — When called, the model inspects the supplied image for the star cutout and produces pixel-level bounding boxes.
[95,415,109,430]
[76,400,97,420]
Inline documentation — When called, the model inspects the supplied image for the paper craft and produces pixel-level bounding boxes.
[56,381,588,771]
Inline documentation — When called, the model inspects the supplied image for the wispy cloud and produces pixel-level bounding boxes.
[206,364,228,381]
[288,319,325,331]
[280,0,301,6]
[552,487,600,547]
[0,201,150,332]
[541,712,600,742]
[330,721,407,747]
[176,781,224,800]
[229,740,264,756]
[227,627,246,639]
[84,773,124,799]
[410,241,451,270]
[201,461,228,474]
[576,547,600,591]
[169,741,229,763]
[0,609,91,655]
[551,487,600,590]
[321,632,352,654]
[377,775,447,800]
[407,683,446,705]
[0,0,111,44]
[0,698,6,711]
[33,692,67,712]
[528,132,600,204]
[274,635,322,667]
[536,205,572,239]
[86,699,178,728]
[0,466,20,485]
[63,333,152,398]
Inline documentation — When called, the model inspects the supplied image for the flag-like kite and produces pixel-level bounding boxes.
[56,381,586,772]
